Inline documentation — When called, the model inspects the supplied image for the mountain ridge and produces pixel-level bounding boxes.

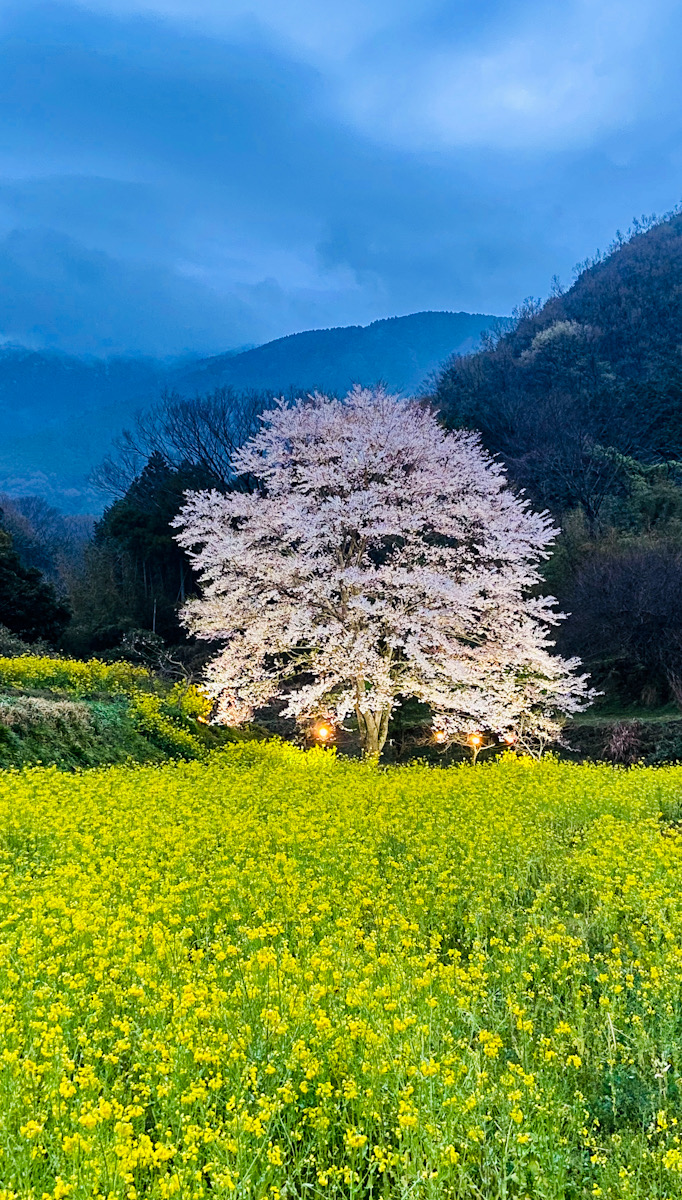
[174,311,504,397]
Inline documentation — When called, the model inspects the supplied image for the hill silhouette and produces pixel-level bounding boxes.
[173,311,503,397]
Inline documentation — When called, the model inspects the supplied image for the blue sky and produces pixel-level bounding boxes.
[0,0,680,356]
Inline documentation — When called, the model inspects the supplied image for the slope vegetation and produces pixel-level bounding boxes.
[435,213,682,517]
[433,212,682,709]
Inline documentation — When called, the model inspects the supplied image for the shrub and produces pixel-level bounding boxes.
[128,693,205,759]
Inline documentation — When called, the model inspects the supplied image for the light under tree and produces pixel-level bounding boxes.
[175,386,593,757]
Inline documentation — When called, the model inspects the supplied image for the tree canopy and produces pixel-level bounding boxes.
[175,387,591,756]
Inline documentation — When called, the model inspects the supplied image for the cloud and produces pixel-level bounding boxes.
[0,0,679,355]
[62,0,681,151]
[61,0,419,62]
[0,228,258,355]
[338,1,662,151]
[0,227,392,356]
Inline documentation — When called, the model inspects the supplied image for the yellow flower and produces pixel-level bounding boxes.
[19,1121,43,1140]
[345,1129,368,1150]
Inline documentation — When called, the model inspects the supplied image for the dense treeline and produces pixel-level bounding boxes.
[63,389,269,663]
[0,497,77,645]
[68,455,208,652]
[433,209,682,708]
[436,216,682,518]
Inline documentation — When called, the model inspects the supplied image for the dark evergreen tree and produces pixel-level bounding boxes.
[68,455,215,651]
[0,519,70,644]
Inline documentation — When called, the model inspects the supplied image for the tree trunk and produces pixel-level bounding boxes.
[355,705,392,759]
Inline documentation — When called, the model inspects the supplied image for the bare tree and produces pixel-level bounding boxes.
[0,494,94,586]
[92,387,281,497]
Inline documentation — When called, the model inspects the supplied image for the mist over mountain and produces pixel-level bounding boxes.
[0,310,503,512]
[0,351,166,512]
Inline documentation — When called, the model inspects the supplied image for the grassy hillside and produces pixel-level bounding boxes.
[0,654,248,768]
[1,744,682,1196]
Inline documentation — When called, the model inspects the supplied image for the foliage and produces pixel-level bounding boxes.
[557,544,682,705]
[0,493,93,583]
[433,211,682,527]
[127,693,205,759]
[0,655,224,766]
[0,696,162,770]
[2,746,682,1196]
[94,388,270,496]
[66,456,211,653]
[0,520,70,645]
[176,386,592,756]
[430,213,682,710]
[0,654,151,697]
[0,625,50,658]
[564,716,682,768]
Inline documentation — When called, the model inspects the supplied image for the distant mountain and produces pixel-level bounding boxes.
[0,311,503,511]
[0,350,167,512]
[173,311,504,397]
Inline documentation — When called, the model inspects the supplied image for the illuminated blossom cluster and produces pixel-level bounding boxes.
[175,386,592,755]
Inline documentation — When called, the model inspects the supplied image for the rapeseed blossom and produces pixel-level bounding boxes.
[0,656,150,696]
[0,743,681,1197]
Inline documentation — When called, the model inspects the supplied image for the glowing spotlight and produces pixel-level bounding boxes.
[468,732,482,747]
[314,722,333,742]
[434,730,447,744]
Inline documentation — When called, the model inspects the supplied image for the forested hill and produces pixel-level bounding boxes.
[434,212,682,521]
[0,310,501,512]
[433,211,682,711]
[172,311,503,397]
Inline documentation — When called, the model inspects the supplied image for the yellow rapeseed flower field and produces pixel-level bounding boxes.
[0,658,151,698]
[2,743,682,1198]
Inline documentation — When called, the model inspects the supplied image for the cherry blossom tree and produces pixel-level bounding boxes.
[174,386,593,757]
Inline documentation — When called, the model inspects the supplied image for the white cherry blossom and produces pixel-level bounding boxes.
[175,386,593,756]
